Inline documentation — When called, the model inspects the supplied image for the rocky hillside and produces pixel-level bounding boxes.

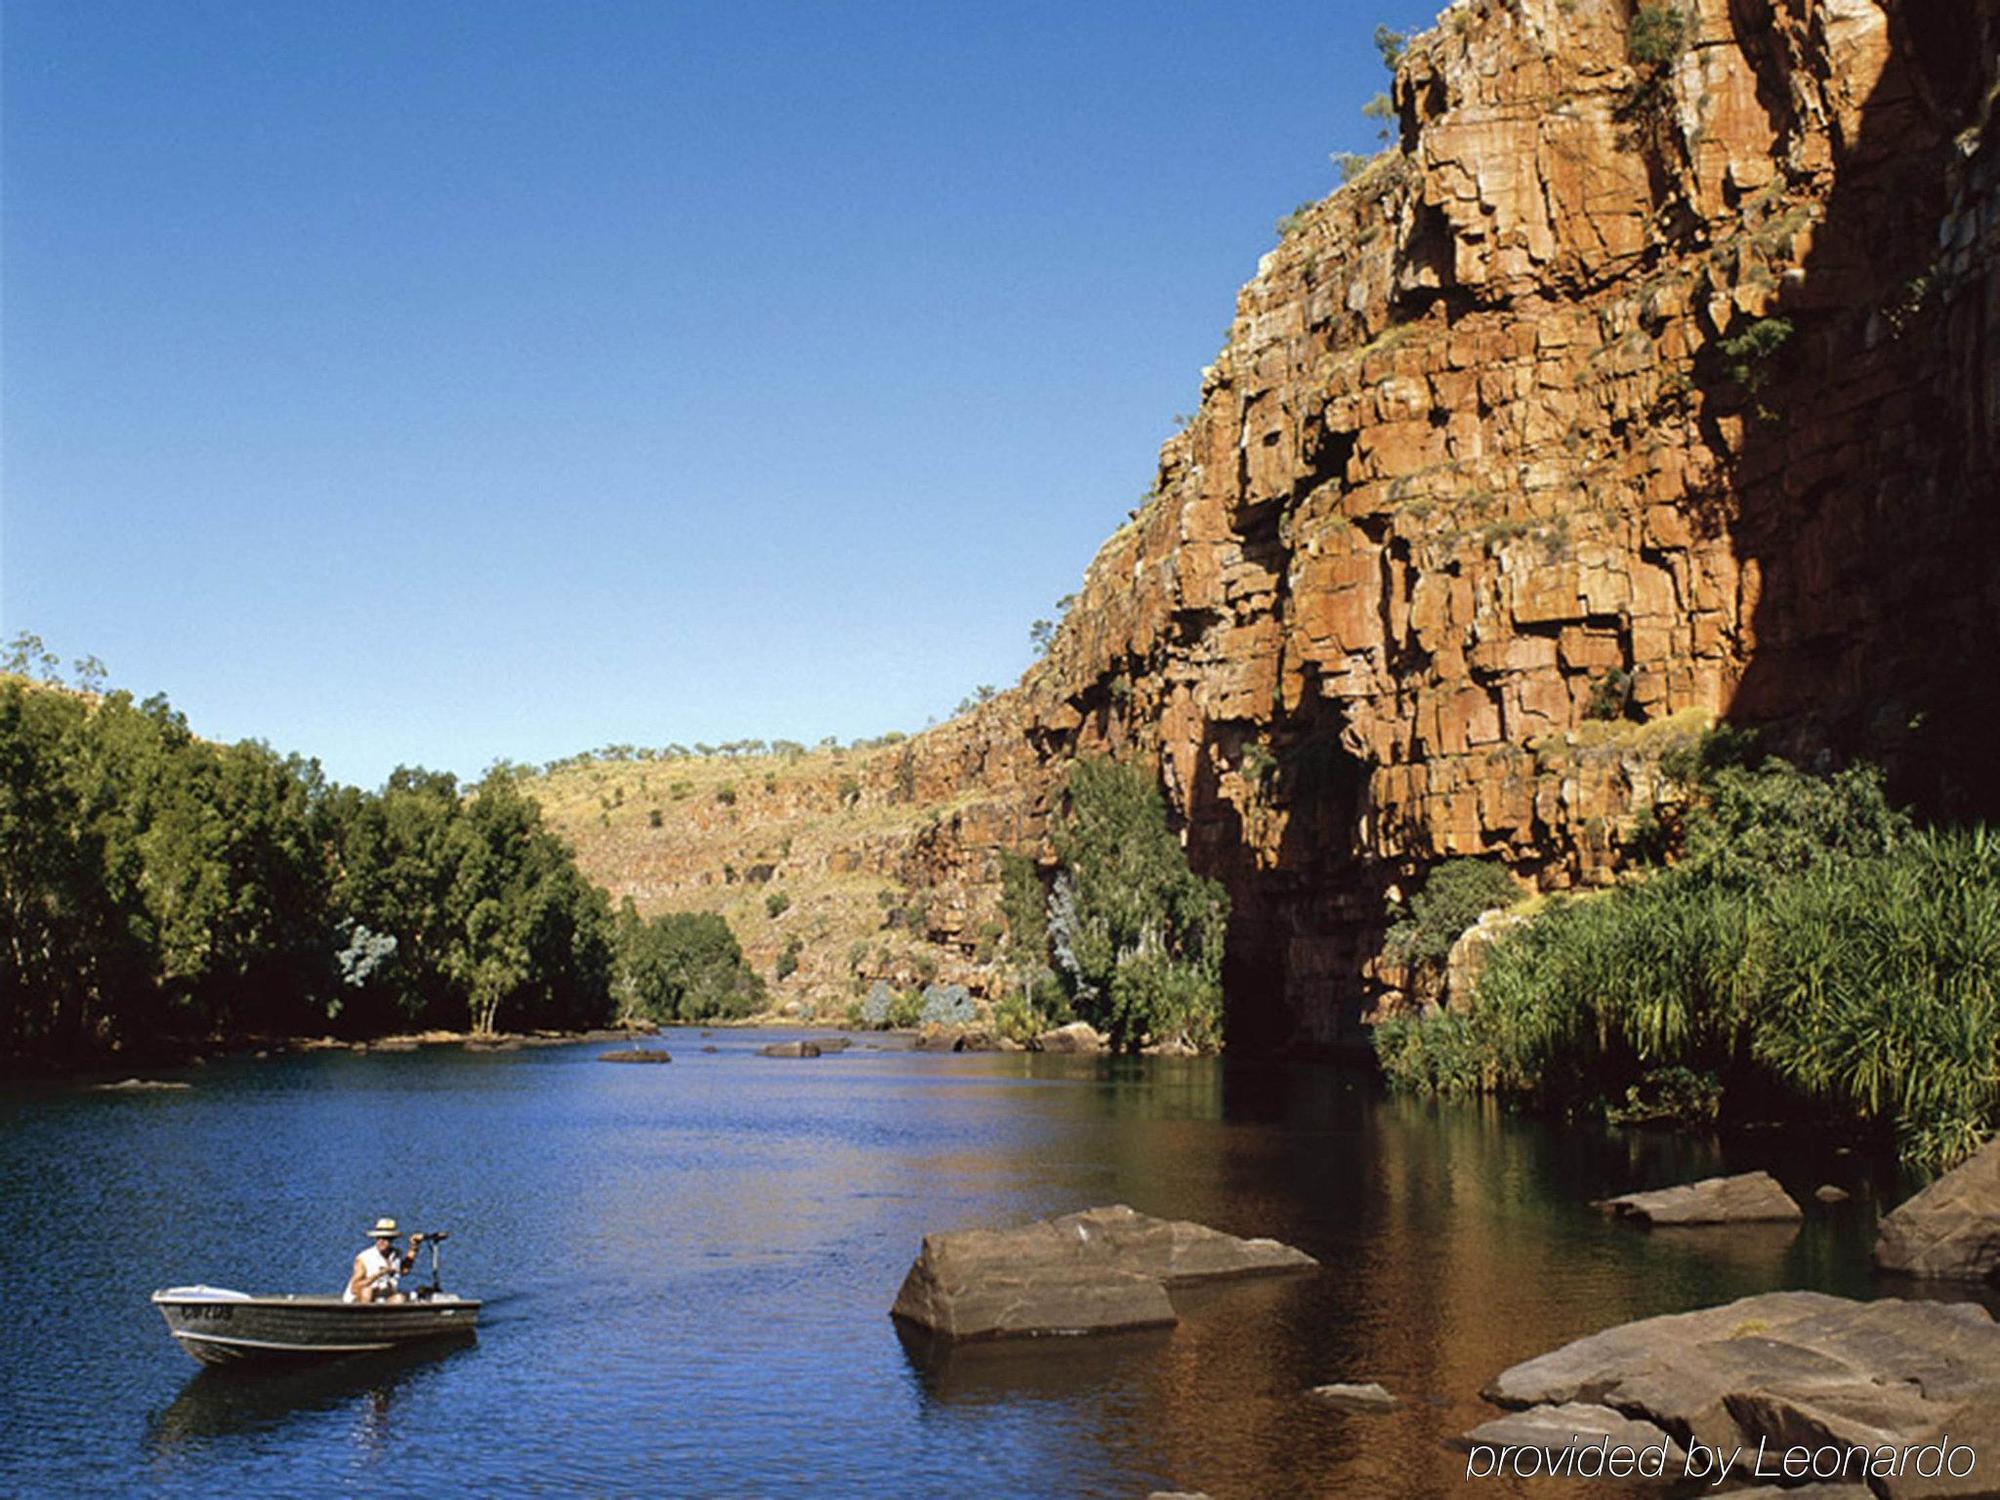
[541,0,2000,1044]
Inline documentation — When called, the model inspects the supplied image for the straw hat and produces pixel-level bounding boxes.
[369,1217,401,1240]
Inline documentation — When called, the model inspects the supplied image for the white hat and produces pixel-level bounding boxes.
[369,1217,401,1240]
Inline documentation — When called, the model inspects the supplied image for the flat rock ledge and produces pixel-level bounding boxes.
[758,1040,821,1058]
[890,1205,1315,1342]
[597,1048,672,1063]
[1469,1290,2000,1497]
[1875,1136,2000,1281]
[1594,1170,1803,1225]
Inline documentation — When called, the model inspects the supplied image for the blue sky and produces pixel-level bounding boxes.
[4,1,1404,789]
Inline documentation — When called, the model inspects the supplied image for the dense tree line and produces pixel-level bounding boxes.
[0,673,678,1059]
[609,900,765,1023]
[1375,742,2000,1170]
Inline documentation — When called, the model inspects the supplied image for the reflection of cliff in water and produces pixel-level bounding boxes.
[886,1060,1997,1499]
[148,1337,473,1453]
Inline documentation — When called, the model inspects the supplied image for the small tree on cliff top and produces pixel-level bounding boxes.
[1047,758,1228,1050]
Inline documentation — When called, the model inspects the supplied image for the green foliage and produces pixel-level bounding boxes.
[1720,317,1794,397]
[1372,23,1407,70]
[774,935,802,982]
[1585,668,1635,722]
[837,774,861,806]
[1331,152,1374,185]
[1362,91,1396,143]
[0,674,618,1057]
[1627,4,1691,65]
[1752,829,2000,1171]
[1374,755,1997,1170]
[1384,858,1520,968]
[1615,3,1691,154]
[714,784,737,806]
[1373,1011,1485,1096]
[1275,201,1317,238]
[764,891,791,919]
[919,982,974,1027]
[611,900,763,1023]
[1604,1065,1724,1126]
[1046,758,1229,1051]
[887,987,923,1029]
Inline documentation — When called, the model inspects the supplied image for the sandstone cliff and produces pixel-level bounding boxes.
[547,0,2000,1045]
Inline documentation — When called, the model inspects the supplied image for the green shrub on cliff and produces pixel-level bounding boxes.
[1373,753,1999,1169]
[1384,858,1521,969]
[1045,758,1228,1051]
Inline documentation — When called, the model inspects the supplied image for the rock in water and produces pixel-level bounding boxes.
[1815,1183,1852,1205]
[1875,1136,2000,1279]
[597,1048,672,1063]
[758,1040,821,1058]
[1458,1401,1686,1464]
[1594,1170,1802,1225]
[91,1078,192,1092]
[890,1204,1315,1341]
[1306,1382,1398,1411]
[1477,1291,2000,1474]
[1034,1021,1108,1053]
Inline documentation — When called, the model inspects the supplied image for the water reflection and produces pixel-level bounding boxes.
[7,1038,1990,1498]
[148,1337,474,1453]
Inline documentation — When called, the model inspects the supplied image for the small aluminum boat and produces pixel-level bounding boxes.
[152,1286,480,1366]
[152,1232,479,1366]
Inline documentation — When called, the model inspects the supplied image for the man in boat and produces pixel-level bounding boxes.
[344,1216,425,1303]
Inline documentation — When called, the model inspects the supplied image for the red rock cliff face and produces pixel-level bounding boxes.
[901,0,2000,1046]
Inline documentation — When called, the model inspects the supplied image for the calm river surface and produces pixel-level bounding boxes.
[0,1033,1978,1498]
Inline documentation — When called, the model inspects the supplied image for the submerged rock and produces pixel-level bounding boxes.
[1594,1170,1802,1225]
[890,1204,1314,1341]
[1034,1021,1108,1054]
[759,1040,821,1058]
[1875,1136,2000,1280]
[597,1048,672,1063]
[1306,1381,1398,1411]
[1815,1184,1852,1205]
[92,1078,192,1092]
[1475,1290,2000,1480]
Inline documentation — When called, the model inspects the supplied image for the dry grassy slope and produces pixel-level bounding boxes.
[527,731,1025,1021]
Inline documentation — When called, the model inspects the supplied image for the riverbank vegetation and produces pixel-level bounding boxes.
[995,758,1229,1051]
[1375,741,2000,1170]
[0,665,759,1061]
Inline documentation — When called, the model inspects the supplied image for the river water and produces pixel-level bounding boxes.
[0,1033,1979,1498]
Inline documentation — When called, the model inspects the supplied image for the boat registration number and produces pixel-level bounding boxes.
[181,1304,235,1321]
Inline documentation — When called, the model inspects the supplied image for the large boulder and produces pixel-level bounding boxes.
[1875,1137,2000,1280]
[758,1040,821,1058]
[1474,1291,2000,1490]
[890,1205,1315,1341]
[1594,1170,1802,1225]
[1443,908,1531,1014]
[1034,1021,1108,1053]
[1459,1401,1686,1465]
[597,1048,672,1063]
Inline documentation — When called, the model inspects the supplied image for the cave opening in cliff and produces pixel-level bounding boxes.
[1188,697,1371,1054]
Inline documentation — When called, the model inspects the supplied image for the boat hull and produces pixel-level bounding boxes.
[152,1287,480,1366]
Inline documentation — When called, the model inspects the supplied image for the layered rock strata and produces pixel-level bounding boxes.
[556,0,2000,1047]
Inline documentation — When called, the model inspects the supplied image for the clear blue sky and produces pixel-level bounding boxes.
[4,1,1403,790]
